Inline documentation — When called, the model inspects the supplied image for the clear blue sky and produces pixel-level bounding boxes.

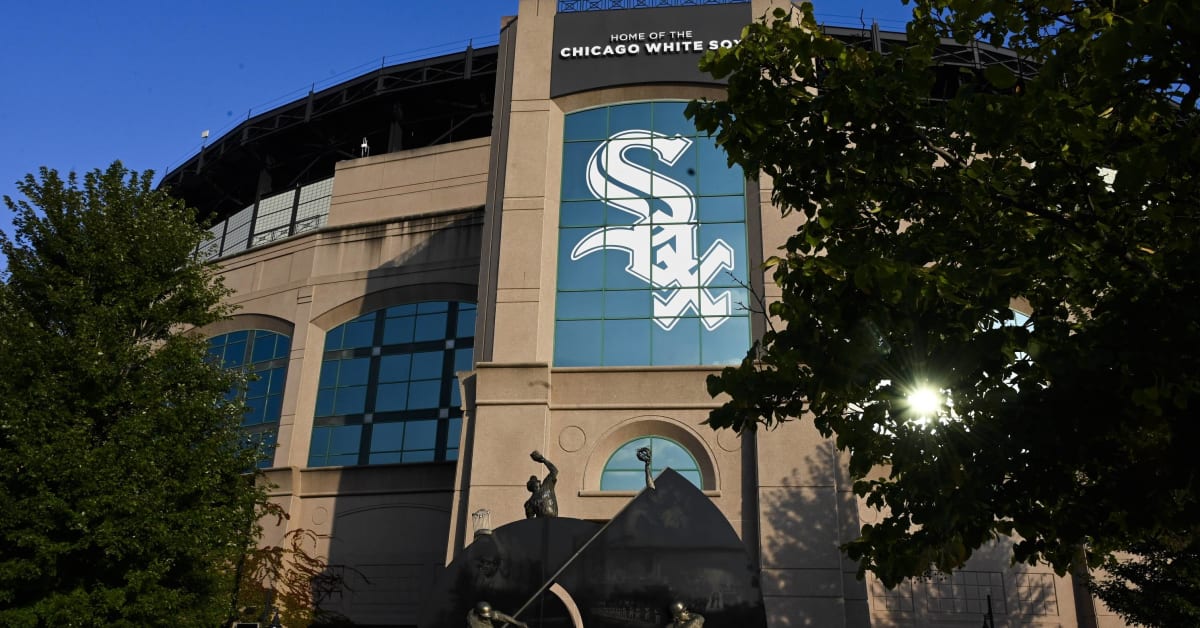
[0,0,912,247]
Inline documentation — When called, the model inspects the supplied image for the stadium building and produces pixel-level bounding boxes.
[162,1,1125,626]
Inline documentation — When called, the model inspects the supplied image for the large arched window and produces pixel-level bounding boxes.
[208,329,291,468]
[308,301,475,467]
[600,436,702,490]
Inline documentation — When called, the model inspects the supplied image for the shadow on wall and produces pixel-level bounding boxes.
[754,439,870,628]
[303,210,487,626]
[758,439,1059,628]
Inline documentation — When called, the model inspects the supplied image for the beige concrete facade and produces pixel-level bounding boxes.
[195,1,1124,626]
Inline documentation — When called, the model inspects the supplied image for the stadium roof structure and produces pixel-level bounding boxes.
[160,44,499,223]
[821,23,1035,100]
[159,21,1030,226]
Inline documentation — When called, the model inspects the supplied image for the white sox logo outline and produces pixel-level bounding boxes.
[569,130,736,331]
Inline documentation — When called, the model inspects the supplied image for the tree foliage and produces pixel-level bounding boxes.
[690,0,1199,624]
[0,163,266,626]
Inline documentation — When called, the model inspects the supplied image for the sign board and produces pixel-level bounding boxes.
[550,4,752,97]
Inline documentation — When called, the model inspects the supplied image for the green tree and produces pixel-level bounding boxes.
[0,163,266,626]
[690,1,1199,624]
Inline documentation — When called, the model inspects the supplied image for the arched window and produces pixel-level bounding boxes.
[207,329,291,468]
[600,436,702,490]
[308,301,475,467]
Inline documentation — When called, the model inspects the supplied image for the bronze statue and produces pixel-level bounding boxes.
[523,450,558,518]
[467,601,528,628]
[667,601,704,628]
[637,446,655,490]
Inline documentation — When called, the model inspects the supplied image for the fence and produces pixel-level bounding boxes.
[198,177,334,261]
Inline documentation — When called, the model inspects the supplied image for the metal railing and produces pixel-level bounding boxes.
[198,177,333,261]
[557,0,748,12]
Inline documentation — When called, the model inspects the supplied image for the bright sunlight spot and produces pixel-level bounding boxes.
[905,385,943,421]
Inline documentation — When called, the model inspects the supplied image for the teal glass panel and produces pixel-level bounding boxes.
[370,422,405,453]
[267,367,286,394]
[560,200,608,228]
[210,329,291,467]
[608,439,646,469]
[333,385,367,415]
[314,389,334,417]
[697,140,745,195]
[407,380,441,409]
[246,375,270,399]
[454,348,473,373]
[600,470,645,490]
[223,340,247,367]
[656,440,698,469]
[651,101,695,138]
[557,291,604,319]
[447,418,462,450]
[701,315,751,365]
[323,326,343,351]
[250,332,278,363]
[600,436,702,490]
[337,358,371,386]
[243,397,265,426]
[341,317,376,349]
[652,316,701,365]
[456,306,477,338]
[318,362,338,389]
[608,102,652,135]
[414,312,448,341]
[562,142,603,200]
[604,289,652,319]
[698,223,748,287]
[378,354,412,383]
[374,383,408,412]
[697,195,745,223]
[564,106,608,141]
[555,102,750,367]
[403,420,438,450]
[308,424,362,467]
[264,396,282,424]
[554,319,602,366]
[650,135,699,198]
[603,247,650,290]
[602,318,651,365]
[558,229,606,290]
[410,352,444,379]
[383,315,415,345]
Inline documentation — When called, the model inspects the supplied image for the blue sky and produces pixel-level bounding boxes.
[0,0,913,247]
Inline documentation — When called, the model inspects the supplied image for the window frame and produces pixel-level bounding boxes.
[208,328,292,469]
[554,100,753,367]
[308,301,475,468]
[600,435,704,491]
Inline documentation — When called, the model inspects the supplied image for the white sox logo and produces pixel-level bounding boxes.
[571,130,736,331]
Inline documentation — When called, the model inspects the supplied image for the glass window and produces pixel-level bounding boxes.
[600,436,703,490]
[208,329,291,468]
[555,102,751,366]
[309,425,363,467]
[308,301,475,468]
